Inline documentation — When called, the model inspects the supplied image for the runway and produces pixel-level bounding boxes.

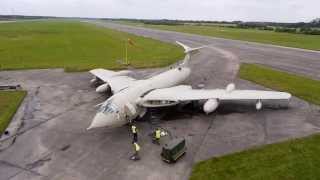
[0,21,319,180]
[91,21,320,81]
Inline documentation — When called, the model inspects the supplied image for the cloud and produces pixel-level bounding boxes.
[0,0,318,22]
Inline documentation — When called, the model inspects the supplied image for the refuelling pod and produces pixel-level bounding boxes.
[256,100,262,110]
[226,83,235,93]
[203,99,219,114]
[96,83,110,93]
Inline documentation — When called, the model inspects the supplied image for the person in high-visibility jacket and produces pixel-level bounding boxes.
[131,125,138,143]
[153,128,161,145]
[131,142,141,161]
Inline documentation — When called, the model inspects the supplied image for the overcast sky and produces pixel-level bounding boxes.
[0,0,318,22]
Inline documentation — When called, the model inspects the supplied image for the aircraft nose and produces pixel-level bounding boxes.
[87,112,116,130]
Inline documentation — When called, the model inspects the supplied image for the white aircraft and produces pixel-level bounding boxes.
[87,42,291,130]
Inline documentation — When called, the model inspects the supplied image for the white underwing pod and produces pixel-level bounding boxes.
[226,83,235,93]
[256,100,262,110]
[203,99,219,114]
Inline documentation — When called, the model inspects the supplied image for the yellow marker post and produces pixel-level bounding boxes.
[125,39,128,65]
[125,38,135,65]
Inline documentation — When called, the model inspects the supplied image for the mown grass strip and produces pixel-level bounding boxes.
[239,63,320,105]
[190,133,320,180]
[0,20,184,71]
[0,91,26,134]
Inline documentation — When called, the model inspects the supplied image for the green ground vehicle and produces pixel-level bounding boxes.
[161,138,186,163]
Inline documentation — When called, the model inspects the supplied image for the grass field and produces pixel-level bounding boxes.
[0,91,26,134]
[190,133,320,180]
[239,63,320,105]
[118,21,320,51]
[0,21,184,71]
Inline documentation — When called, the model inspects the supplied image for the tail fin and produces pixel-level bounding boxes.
[176,41,205,66]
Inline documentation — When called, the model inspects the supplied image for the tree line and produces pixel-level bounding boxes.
[126,18,320,35]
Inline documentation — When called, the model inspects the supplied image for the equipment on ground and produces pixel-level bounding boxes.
[161,138,186,163]
[0,85,21,90]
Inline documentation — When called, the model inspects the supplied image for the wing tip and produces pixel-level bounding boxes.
[286,92,292,99]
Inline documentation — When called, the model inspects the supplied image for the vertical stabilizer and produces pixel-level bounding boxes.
[176,41,205,66]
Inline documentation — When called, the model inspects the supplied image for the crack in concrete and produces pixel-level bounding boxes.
[26,153,52,170]
[22,87,40,121]
[6,170,24,180]
[0,97,100,144]
[0,160,44,177]
[187,116,214,179]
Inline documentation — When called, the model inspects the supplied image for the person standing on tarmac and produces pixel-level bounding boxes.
[153,128,161,145]
[131,142,141,161]
[131,124,138,143]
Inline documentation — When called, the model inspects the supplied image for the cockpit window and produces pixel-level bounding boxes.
[98,99,119,114]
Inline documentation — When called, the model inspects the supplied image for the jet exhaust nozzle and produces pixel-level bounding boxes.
[96,83,110,93]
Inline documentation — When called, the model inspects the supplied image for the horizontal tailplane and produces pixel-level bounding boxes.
[176,41,206,66]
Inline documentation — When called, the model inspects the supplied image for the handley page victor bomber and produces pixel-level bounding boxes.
[87,42,291,130]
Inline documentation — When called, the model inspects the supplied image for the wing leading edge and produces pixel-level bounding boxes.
[90,68,136,93]
[139,85,291,107]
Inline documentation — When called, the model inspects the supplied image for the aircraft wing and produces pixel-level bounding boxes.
[139,85,291,107]
[105,76,137,93]
[90,69,137,93]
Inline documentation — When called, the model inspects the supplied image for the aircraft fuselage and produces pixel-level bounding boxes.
[88,66,191,129]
